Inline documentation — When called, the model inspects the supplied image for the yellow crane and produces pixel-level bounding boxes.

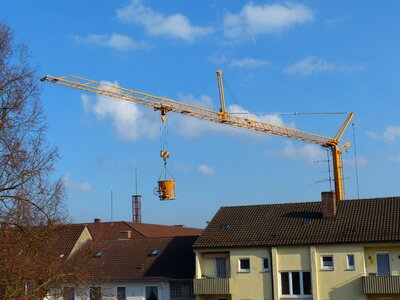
[41,71,354,201]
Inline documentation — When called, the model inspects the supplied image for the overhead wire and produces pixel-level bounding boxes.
[352,119,360,199]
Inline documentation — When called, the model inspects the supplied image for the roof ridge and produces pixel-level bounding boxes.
[219,196,400,209]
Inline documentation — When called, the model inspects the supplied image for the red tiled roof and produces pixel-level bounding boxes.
[80,236,198,281]
[193,197,400,248]
[83,221,203,240]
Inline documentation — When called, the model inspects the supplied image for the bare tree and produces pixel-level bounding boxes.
[0,23,83,299]
[0,23,66,226]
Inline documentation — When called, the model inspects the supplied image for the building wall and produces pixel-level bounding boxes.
[314,244,365,300]
[195,243,400,300]
[69,227,92,258]
[229,248,272,300]
[46,281,171,300]
[364,244,400,275]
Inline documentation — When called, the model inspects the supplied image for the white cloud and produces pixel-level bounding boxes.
[173,95,294,139]
[388,155,400,163]
[230,58,270,68]
[73,33,147,51]
[344,156,369,167]
[63,172,91,192]
[198,164,215,176]
[81,81,159,141]
[117,0,213,42]
[223,3,314,39]
[284,56,365,76]
[366,126,400,142]
[274,141,325,163]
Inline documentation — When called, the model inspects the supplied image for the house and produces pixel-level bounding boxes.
[0,223,92,299]
[48,220,203,300]
[192,192,400,300]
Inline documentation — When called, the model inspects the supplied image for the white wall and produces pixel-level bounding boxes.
[46,281,170,300]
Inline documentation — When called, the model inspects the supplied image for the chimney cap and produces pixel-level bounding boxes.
[94,218,101,223]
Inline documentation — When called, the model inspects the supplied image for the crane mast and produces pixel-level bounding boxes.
[41,72,353,201]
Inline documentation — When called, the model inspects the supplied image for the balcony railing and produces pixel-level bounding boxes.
[362,275,400,294]
[193,278,230,295]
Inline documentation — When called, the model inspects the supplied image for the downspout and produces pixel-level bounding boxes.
[269,247,275,300]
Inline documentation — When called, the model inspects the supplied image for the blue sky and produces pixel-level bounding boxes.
[2,1,400,228]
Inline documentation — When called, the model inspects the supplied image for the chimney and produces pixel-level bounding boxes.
[322,191,336,219]
[94,218,101,223]
[132,195,142,223]
[119,230,132,240]
[1,222,9,233]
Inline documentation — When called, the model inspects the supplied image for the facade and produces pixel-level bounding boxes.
[193,193,400,300]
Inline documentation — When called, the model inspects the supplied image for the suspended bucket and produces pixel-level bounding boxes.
[157,179,176,200]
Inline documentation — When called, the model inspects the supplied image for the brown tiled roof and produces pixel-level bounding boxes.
[125,222,203,237]
[80,236,198,281]
[85,222,144,240]
[84,221,203,240]
[193,197,400,248]
[50,224,87,256]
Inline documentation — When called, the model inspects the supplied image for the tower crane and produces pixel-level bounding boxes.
[41,71,354,201]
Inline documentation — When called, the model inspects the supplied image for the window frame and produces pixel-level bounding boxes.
[321,255,334,271]
[346,254,355,270]
[117,286,126,300]
[263,257,270,272]
[145,285,159,300]
[279,271,312,298]
[215,257,228,278]
[238,258,250,273]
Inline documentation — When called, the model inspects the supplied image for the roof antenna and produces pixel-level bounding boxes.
[110,185,113,222]
[132,168,142,223]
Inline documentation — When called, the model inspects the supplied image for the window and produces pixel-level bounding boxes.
[145,286,158,300]
[117,287,126,300]
[216,258,228,278]
[63,287,75,300]
[170,281,194,297]
[263,257,269,271]
[280,271,312,297]
[321,255,334,270]
[377,253,390,276]
[90,287,101,300]
[347,254,355,270]
[238,258,250,272]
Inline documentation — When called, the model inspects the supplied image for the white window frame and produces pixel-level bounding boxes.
[144,285,159,300]
[346,254,355,270]
[238,258,250,273]
[321,255,334,270]
[279,271,312,298]
[263,257,270,272]
[117,286,126,300]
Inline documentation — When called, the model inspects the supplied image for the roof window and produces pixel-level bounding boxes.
[93,251,103,258]
[149,249,161,256]
[221,224,230,230]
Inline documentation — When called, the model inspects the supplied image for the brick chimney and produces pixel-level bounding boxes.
[1,222,9,233]
[94,218,101,223]
[322,191,336,219]
[119,230,132,240]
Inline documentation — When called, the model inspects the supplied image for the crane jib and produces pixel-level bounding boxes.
[41,73,353,201]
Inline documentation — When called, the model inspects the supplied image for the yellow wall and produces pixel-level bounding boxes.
[314,244,365,300]
[69,226,92,258]
[229,248,272,300]
[364,244,400,275]
[277,246,310,271]
[195,243,400,300]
